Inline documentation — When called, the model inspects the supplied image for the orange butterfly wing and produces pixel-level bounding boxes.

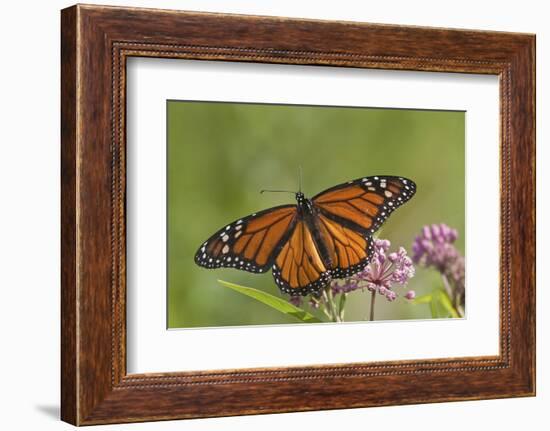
[195,205,297,273]
[312,176,415,280]
[271,220,331,296]
[315,214,374,279]
[313,176,416,236]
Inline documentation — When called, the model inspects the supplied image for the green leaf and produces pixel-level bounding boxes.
[429,298,439,318]
[218,280,322,323]
[436,290,460,318]
[412,293,433,304]
[411,293,437,318]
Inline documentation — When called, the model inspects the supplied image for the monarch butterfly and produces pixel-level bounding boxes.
[195,175,416,296]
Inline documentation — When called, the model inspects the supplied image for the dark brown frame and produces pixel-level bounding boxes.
[61,4,535,426]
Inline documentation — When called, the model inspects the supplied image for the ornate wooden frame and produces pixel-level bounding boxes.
[61,4,535,425]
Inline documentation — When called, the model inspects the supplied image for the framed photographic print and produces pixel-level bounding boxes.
[61,4,535,425]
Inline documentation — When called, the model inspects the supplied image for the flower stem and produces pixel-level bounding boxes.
[440,274,464,318]
[369,290,376,321]
[322,288,340,322]
[321,289,332,321]
[338,293,347,321]
[441,273,453,299]
[327,288,341,322]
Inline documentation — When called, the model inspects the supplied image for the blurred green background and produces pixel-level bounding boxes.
[167,101,465,328]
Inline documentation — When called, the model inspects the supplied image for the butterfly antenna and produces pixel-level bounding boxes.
[298,165,303,193]
[260,189,295,195]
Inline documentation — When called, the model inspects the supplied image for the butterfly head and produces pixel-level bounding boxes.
[296,191,315,214]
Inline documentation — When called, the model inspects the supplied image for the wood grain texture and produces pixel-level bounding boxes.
[60,5,78,425]
[60,4,535,425]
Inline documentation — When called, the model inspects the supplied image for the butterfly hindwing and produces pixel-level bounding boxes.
[316,214,375,279]
[271,220,332,296]
[194,205,298,273]
[313,175,416,236]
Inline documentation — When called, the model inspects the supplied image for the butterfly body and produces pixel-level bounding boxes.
[195,176,416,296]
[295,192,334,268]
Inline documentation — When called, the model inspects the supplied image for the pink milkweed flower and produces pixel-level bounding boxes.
[331,238,415,302]
[404,290,416,300]
[288,295,303,307]
[412,223,465,299]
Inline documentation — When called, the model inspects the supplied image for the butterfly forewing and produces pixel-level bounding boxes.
[194,205,298,273]
[313,175,416,236]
